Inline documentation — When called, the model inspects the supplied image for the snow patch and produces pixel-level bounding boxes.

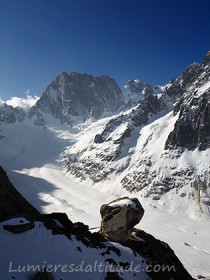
[109,198,136,208]
[196,80,210,96]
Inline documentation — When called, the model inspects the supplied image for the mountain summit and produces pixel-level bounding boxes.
[31,72,124,125]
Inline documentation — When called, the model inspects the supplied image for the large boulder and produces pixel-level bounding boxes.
[100,197,144,242]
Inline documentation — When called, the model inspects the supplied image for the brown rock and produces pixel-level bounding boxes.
[100,197,144,242]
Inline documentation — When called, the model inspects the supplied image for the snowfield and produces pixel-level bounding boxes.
[0,117,210,279]
[0,218,150,280]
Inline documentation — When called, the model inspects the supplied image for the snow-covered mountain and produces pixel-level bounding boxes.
[0,102,26,124]
[30,72,124,125]
[1,51,210,279]
[63,51,210,218]
[0,73,165,127]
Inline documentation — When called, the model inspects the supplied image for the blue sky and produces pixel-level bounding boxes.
[0,0,210,99]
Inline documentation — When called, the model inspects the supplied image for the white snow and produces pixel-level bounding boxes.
[141,205,210,278]
[89,82,95,88]
[131,232,144,242]
[0,115,209,278]
[109,198,136,208]
[196,80,210,96]
[0,218,150,280]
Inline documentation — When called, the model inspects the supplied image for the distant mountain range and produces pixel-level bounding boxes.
[0,72,164,126]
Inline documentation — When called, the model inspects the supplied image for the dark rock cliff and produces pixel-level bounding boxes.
[0,166,39,221]
[165,51,210,150]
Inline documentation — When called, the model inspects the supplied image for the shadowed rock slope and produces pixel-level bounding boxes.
[0,166,39,221]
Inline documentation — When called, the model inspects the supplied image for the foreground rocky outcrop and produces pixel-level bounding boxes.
[0,167,193,279]
[2,209,193,280]
[0,166,39,221]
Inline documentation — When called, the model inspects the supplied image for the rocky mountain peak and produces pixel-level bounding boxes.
[165,50,210,151]
[123,79,163,95]
[0,103,26,124]
[166,61,201,97]
[31,72,124,125]
[180,61,201,82]
[203,50,210,65]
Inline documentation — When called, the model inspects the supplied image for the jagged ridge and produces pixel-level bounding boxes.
[63,51,210,216]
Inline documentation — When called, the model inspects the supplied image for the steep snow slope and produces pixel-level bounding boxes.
[0,217,150,280]
[63,108,210,217]
[63,52,210,218]
[0,119,209,278]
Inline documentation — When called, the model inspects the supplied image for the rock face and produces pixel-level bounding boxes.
[124,80,162,96]
[122,79,163,108]
[126,229,193,280]
[0,166,39,221]
[31,72,124,125]
[129,94,163,126]
[165,92,210,150]
[100,197,144,242]
[165,53,210,150]
[165,61,201,98]
[0,103,26,124]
